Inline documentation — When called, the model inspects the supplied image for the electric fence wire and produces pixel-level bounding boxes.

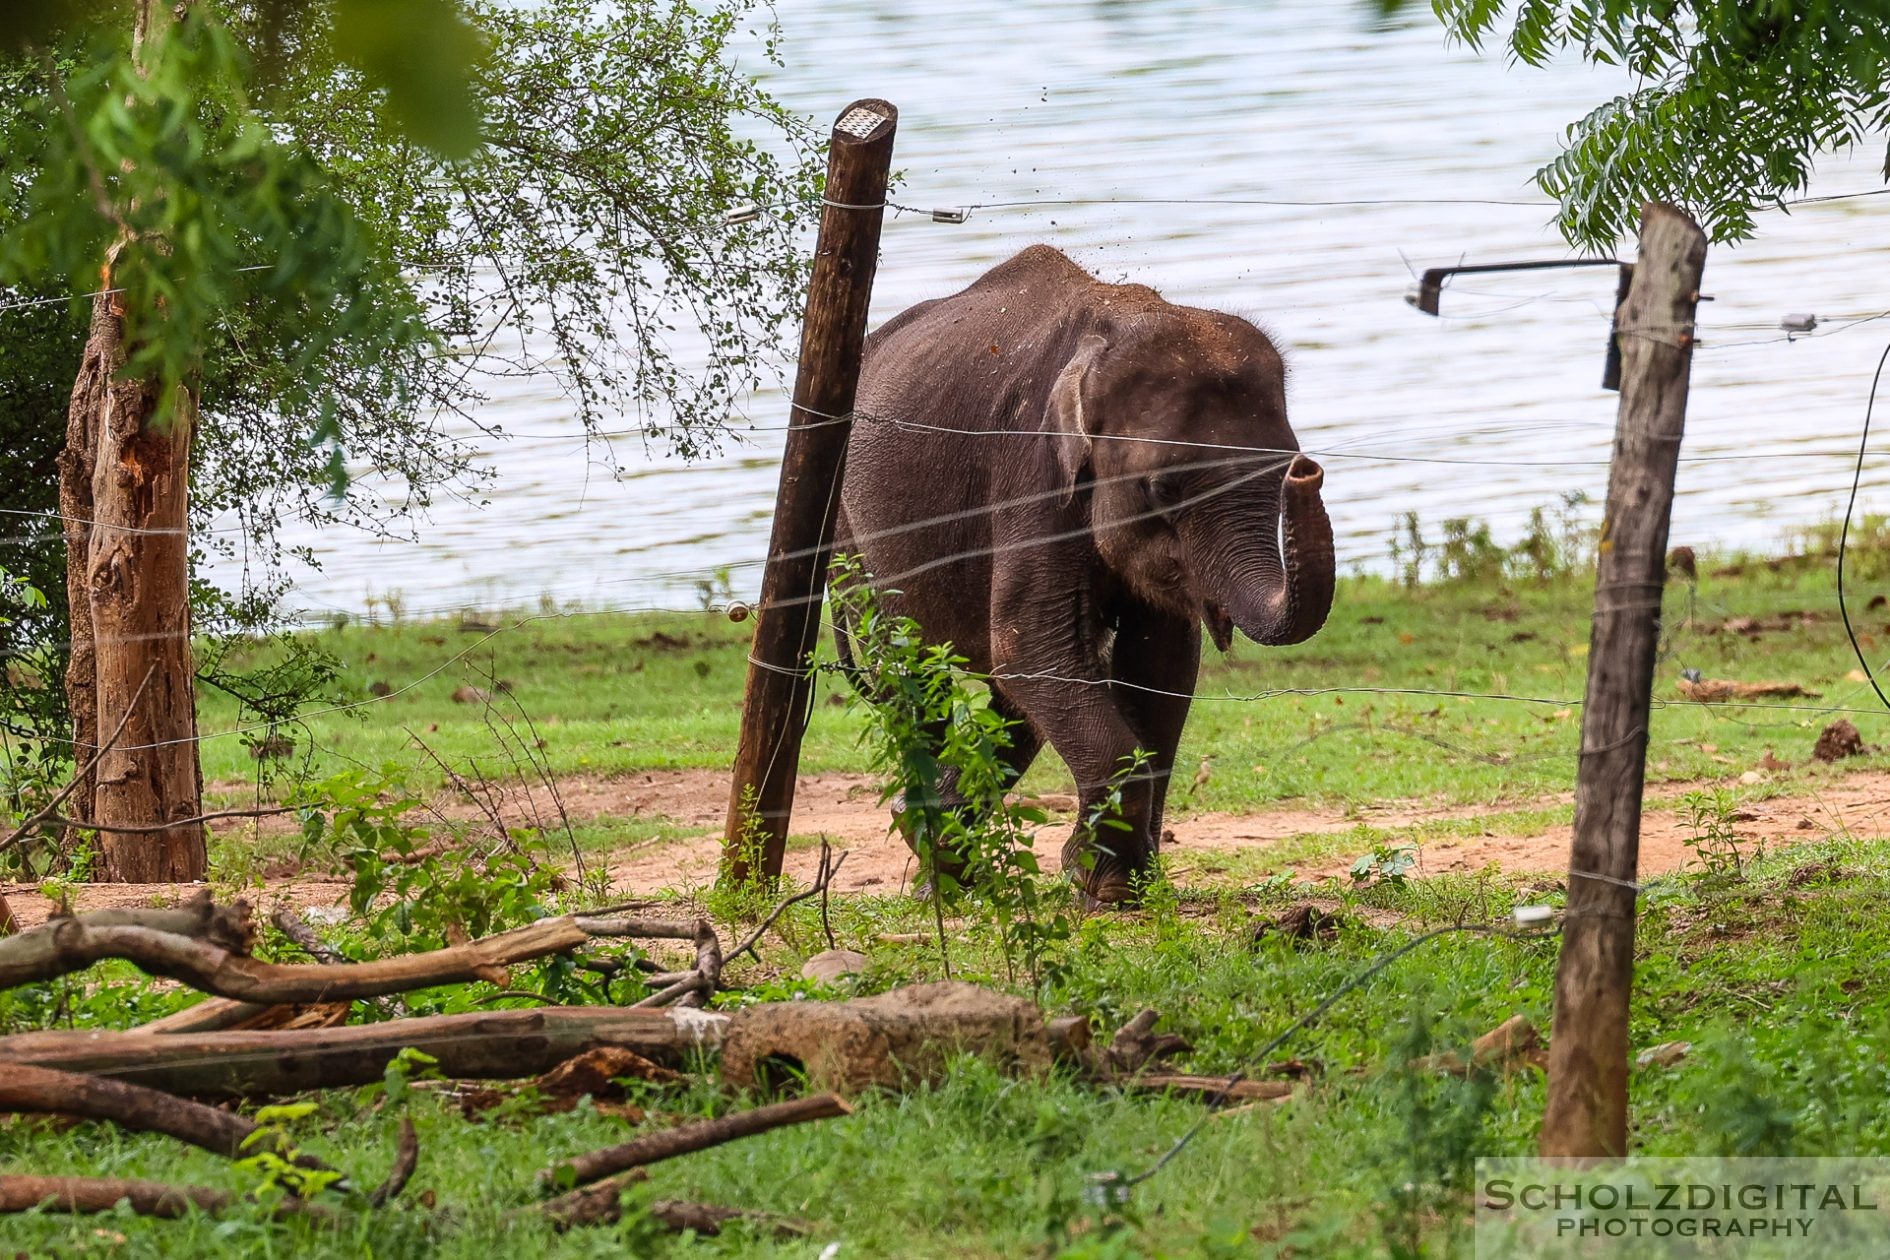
[1115,919,1555,1192]
[1836,339,1890,715]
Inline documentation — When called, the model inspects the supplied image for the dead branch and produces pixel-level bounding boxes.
[0,1175,335,1222]
[0,908,718,1003]
[0,1006,726,1097]
[542,1092,851,1191]
[1118,1073,1295,1104]
[726,850,848,965]
[0,664,153,857]
[537,1170,812,1236]
[43,805,299,834]
[368,1116,418,1207]
[0,1064,327,1173]
[134,907,361,1035]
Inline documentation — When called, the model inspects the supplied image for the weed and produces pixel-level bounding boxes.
[1351,841,1418,888]
[706,783,779,921]
[1680,788,1757,886]
[830,555,1072,984]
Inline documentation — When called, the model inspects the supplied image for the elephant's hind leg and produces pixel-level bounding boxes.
[896,691,1043,888]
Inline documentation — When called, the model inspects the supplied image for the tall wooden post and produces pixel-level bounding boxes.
[721,99,897,884]
[1540,203,1706,1158]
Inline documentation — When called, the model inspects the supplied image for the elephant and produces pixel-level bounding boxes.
[832,244,1334,904]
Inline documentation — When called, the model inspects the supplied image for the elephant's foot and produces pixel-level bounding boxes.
[1060,833,1148,909]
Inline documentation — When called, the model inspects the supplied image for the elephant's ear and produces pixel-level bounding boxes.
[1047,333,1107,507]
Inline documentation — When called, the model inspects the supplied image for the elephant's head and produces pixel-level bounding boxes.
[1047,314,1334,650]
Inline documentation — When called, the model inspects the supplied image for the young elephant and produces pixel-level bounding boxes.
[833,245,1334,903]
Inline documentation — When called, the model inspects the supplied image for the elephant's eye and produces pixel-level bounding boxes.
[1144,474,1183,513]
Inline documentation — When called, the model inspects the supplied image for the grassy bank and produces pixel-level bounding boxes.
[7,839,1890,1257]
[200,552,1890,813]
[6,547,1890,1256]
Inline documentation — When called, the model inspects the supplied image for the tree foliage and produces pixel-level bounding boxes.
[1423,1,1890,248]
[0,0,816,760]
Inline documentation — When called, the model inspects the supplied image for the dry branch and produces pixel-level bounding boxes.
[0,907,719,1004]
[0,1063,326,1171]
[368,1116,419,1207]
[134,907,358,1035]
[0,1006,727,1097]
[538,1169,811,1236]
[542,1092,851,1191]
[0,1175,335,1222]
[0,665,153,858]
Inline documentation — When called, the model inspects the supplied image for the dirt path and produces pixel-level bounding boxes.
[10,767,1887,927]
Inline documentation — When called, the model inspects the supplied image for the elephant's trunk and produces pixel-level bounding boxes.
[1185,454,1334,647]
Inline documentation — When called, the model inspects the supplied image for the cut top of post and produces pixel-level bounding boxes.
[832,99,897,146]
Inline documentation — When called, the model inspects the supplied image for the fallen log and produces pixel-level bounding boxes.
[543,1092,851,1190]
[0,896,255,985]
[0,909,712,1006]
[0,1064,325,1169]
[0,1006,727,1097]
[133,908,367,1035]
[719,981,1053,1092]
[0,1175,335,1222]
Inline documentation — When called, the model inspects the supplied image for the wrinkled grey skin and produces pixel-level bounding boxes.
[833,245,1335,903]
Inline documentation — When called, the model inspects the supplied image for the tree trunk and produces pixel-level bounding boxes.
[55,0,206,883]
[55,296,103,833]
[61,282,205,882]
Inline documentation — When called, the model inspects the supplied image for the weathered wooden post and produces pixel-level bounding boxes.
[1540,203,1706,1158]
[721,99,897,884]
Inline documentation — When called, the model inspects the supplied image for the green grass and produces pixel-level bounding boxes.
[199,557,1890,821]
[11,556,1890,1255]
[12,843,1890,1256]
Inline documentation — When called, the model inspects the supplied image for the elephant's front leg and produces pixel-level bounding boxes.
[989,573,1157,903]
[1109,604,1202,856]
[988,661,1156,903]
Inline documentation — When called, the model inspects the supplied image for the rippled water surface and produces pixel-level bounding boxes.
[231,0,1890,618]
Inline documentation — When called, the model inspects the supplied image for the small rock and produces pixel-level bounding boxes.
[801,948,869,984]
[1636,1041,1690,1070]
[451,684,490,705]
[1813,719,1865,763]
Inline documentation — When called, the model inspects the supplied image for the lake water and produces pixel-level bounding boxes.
[234,0,1890,621]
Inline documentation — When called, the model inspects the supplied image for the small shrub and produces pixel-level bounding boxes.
[830,554,1073,984]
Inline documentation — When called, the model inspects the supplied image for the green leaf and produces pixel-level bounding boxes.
[330,0,487,159]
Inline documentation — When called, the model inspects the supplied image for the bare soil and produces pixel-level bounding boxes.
[7,767,1886,929]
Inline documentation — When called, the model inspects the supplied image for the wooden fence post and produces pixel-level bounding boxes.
[1540,203,1706,1158]
[721,99,897,885]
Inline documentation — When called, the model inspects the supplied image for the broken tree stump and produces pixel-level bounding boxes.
[719,980,1052,1093]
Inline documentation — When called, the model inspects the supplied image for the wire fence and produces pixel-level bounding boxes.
[4,186,1888,816]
